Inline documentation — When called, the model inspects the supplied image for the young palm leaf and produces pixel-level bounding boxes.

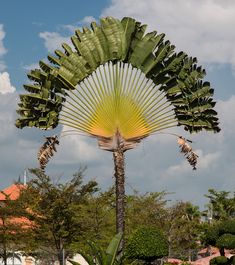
[38,136,59,170]
[177,136,198,170]
[16,16,220,248]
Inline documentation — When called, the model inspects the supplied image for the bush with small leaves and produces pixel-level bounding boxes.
[219,220,235,236]
[210,256,228,265]
[125,226,168,263]
[204,224,220,246]
[216,234,235,250]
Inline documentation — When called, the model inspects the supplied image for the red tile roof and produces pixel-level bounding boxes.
[0,183,32,227]
[0,216,32,229]
[0,184,25,200]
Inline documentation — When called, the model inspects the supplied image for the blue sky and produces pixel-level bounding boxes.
[0,0,109,89]
[0,0,235,209]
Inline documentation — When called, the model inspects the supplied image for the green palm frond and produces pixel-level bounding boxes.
[16,16,220,137]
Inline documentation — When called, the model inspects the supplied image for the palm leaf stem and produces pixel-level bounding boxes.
[62,102,92,124]
[152,123,178,133]
[141,91,166,113]
[59,121,88,133]
[148,112,176,128]
[146,103,173,120]
[67,90,95,116]
[129,71,147,102]
[135,81,161,106]
[97,66,109,95]
[60,108,94,128]
[127,65,139,99]
[151,120,178,132]
[151,117,177,130]
[59,116,92,133]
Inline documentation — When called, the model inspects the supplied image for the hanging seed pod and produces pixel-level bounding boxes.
[177,136,199,170]
[38,135,59,170]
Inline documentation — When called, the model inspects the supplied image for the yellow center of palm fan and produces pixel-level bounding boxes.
[60,62,177,141]
[88,92,150,139]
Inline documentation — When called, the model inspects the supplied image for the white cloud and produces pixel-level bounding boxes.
[39,16,97,53]
[62,16,97,32]
[80,16,96,25]
[39,32,71,53]
[0,72,16,94]
[216,95,235,135]
[55,126,101,164]
[164,150,221,177]
[102,0,235,66]
[0,61,6,72]
[0,25,15,95]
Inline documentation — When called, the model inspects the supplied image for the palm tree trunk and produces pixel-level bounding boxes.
[113,146,125,249]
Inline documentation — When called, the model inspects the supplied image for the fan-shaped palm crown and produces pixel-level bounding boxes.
[16,17,220,151]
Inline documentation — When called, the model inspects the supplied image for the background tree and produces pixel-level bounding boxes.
[0,191,27,265]
[15,16,220,249]
[19,168,98,265]
[163,201,202,260]
[78,187,116,250]
[204,189,235,221]
[125,191,168,237]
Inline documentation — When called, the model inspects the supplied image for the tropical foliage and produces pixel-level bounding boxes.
[68,233,122,265]
[15,16,220,248]
[16,16,220,135]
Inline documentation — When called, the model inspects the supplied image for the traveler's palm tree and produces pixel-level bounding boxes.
[16,17,220,247]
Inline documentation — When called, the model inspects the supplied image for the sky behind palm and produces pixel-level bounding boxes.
[0,0,235,209]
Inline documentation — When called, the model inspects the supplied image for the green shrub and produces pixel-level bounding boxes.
[125,226,168,263]
[219,220,235,236]
[210,256,228,265]
[216,233,235,249]
[204,224,220,246]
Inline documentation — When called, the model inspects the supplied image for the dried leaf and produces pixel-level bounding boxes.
[177,136,198,170]
[38,135,59,170]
